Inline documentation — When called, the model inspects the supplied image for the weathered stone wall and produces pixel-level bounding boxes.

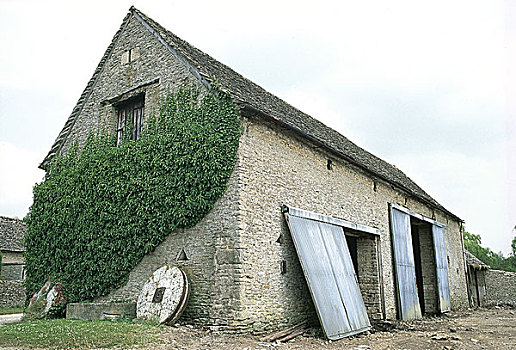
[417,223,438,314]
[355,234,383,320]
[0,216,26,253]
[235,115,468,330]
[1,263,25,281]
[1,251,24,264]
[484,269,516,306]
[0,280,25,307]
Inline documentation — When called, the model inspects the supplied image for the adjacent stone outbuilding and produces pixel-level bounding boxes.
[41,7,469,333]
[0,216,27,307]
[465,251,516,308]
[465,250,489,307]
[0,216,26,281]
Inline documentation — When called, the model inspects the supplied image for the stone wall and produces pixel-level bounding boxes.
[235,115,469,330]
[1,263,25,281]
[0,216,26,253]
[484,269,516,306]
[354,234,383,320]
[417,223,438,314]
[0,280,25,307]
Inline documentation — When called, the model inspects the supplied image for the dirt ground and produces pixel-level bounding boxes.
[152,307,516,350]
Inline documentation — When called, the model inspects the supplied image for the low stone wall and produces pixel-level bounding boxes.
[0,280,25,307]
[67,302,136,320]
[484,269,516,307]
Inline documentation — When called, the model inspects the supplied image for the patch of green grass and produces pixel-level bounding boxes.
[0,319,163,349]
[0,306,24,315]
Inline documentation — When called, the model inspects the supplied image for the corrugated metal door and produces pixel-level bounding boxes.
[432,225,451,312]
[286,214,370,340]
[390,207,422,320]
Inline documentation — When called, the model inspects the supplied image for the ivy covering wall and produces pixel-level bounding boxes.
[25,88,241,303]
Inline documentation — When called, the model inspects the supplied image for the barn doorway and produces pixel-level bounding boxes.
[283,205,383,339]
[345,232,383,320]
[390,204,451,321]
[410,218,438,315]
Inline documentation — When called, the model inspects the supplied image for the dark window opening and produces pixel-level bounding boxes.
[116,94,144,146]
[327,159,333,170]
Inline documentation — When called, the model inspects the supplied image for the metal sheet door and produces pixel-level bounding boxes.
[432,225,451,312]
[286,214,371,340]
[390,207,422,320]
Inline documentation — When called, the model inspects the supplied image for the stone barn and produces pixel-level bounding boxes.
[41,7,469,336]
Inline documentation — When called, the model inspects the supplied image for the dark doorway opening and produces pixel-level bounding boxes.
[344,231,383,321]
[410,218,438,315]
[346,234,359,281]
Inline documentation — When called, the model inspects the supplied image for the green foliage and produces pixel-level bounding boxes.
[512,232,516,256]
[0,319,162,349]
[25,87,241,303]
[463,228,516,272]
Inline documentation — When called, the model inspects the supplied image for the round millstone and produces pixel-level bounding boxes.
[137,265,189,324]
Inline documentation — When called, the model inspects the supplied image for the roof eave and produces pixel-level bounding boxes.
[240,103,462,223]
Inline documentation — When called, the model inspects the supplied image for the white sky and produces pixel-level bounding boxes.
[0,0,514,254]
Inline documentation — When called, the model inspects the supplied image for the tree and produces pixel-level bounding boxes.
[463,227,516,272]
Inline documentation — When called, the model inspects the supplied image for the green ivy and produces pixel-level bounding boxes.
[25,87,241,303]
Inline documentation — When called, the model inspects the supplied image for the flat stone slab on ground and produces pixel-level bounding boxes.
[66,302,136,320]
[0,313,23,325]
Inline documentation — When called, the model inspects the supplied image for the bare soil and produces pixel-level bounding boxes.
[152,307,516,350]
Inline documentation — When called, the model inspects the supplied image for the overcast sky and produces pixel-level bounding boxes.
[0,0,514,255]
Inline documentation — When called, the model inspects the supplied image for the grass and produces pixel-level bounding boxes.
[0,305,24,315]
[0,318,163,349]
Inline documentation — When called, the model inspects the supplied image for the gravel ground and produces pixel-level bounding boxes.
[150,307,516,350]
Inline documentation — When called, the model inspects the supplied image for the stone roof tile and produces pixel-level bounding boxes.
[465,250,489,270]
